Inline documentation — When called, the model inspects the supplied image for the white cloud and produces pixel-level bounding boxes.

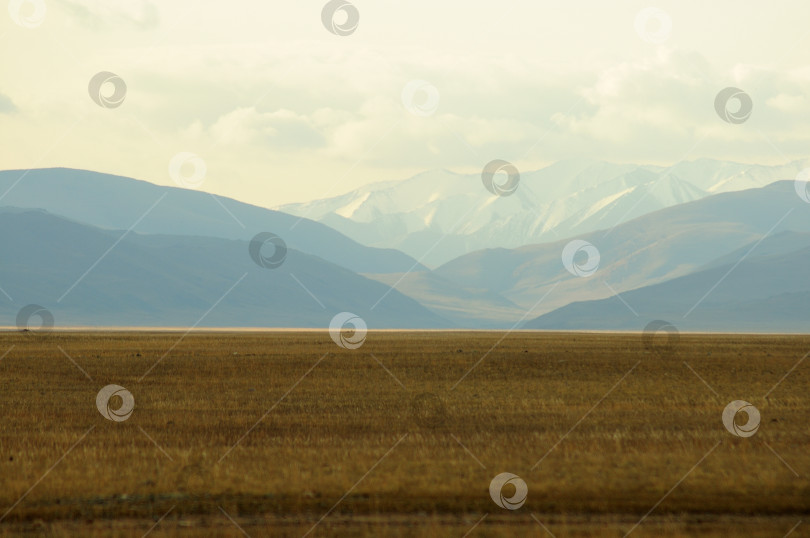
[2,1,810,205]
[60,0,159,29]
[205,107,325,148]
[766,93,807,113]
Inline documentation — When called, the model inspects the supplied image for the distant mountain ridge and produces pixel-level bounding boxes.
[277,158,810,267]
[0,208,448,328]
[428,180,810,322]
[2,166,808,331]
[358,180,810,328]
[0,168,425,275]
[523,232,810,332]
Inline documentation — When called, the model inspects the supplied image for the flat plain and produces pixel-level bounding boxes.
[0,330,808,537]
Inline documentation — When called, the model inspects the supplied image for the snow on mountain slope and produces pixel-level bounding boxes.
[435,180,810,324]
[277,158,810,267]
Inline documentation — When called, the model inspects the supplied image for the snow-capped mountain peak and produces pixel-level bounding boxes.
[276,158,809,267]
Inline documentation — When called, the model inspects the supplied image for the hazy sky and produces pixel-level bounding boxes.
[2,0,809,206]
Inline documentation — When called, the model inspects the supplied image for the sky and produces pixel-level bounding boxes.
[1,0,810,207]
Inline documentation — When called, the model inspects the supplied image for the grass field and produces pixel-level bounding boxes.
[0,330,808,537]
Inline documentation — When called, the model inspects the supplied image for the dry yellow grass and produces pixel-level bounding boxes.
[0,331,808,537]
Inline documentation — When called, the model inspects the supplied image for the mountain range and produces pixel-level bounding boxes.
[0,207,445,328]
[525,231,810,332]
[277,158,810,267]
[1,163,808,331]
[419,180,810,327]
[0,168,423,275]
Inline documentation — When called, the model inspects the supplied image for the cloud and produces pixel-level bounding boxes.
[114,44,810,181]
[202,107,326,149]
[3,2,810,205]
[547,50,810,162]
[60,0,159,30]
[766,93,807,113]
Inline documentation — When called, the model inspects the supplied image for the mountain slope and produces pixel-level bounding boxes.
[523,234,810,332]
[277,159,810,267]
[363,271,525,328]
[0,208,449,328]
[0,168,424,275]
[431,181,810,323]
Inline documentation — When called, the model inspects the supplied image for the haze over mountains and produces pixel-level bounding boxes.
[525,231,810,332]
[425,180,810,326]
[0,169,423,275]
[1,163,808,331]
[0,207,444,328]
[277,158,810,267]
